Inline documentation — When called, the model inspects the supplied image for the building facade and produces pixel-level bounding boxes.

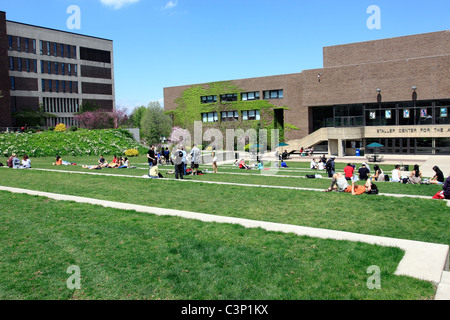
[164,30,450,155]
[0,11,115,129]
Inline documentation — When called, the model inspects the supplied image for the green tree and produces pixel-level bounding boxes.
[140,101,172,145]
[129,105,147,129]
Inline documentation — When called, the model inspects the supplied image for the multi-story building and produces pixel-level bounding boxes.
[0,11,115,128]
[164,30,450,155]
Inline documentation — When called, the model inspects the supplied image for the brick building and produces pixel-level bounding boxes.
[164,30,450,155]
[0,11,115,128]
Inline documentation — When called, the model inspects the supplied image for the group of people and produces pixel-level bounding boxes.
[147,144,207,180]
[3,153,31,169]
[81,155,131,170]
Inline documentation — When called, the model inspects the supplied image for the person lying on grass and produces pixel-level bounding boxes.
[324,172,375,195]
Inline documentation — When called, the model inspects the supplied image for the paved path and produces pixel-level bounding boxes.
[0,185,448,300]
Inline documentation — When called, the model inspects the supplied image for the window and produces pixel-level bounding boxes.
[54,43,57,57]
[11,77,15,91]
[17,37,21,52]
[32,39,36,53]
[201,95,217,104]
[55,62,58,75]
[242,110,260,121]
[61,44,64,58]
[33,60,37,73]
[26,59,30,72]
[56,80,59,93]
[9,57,14,71]
[48,61,51,74]
[8,35,12,50]
[47,42,50,56]
[263,89,283,99]
[40,40,43,55]
[242,91,260,101]
[42,79,45,92]
[62,81,66,93]
[68,64,71,76]
[202,112,218,123]
[220,93,238,102]
[61,63,65,75]
[221,111,239,122]
[18,58,22,71]
[74,64,77,76]
[67,45,71,59]
[48,79,52,92]
[69,81,72,93]
[73,46,77,59]
[25,38,29,53]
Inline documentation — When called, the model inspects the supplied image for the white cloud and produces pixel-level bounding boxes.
[100,0,140,10]
[162,0,178,10]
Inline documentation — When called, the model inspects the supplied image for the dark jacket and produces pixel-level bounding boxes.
[443,176,450,199]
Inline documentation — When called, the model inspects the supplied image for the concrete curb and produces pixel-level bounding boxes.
[0,185,448,294]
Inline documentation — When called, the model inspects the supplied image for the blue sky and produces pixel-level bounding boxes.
[2,0,449,113]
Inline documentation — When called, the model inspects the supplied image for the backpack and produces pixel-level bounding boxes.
[384,174,390,182]
[306,174,315,179]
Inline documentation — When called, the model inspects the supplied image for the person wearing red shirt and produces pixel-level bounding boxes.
[343,163,354,180]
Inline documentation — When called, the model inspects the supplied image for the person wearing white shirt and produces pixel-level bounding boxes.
[21,155,31,168]
[391,165,401,182]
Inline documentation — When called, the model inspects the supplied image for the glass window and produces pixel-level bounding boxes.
[11,77,15,91]
[17,37,21,52]
[54,43,57,57]
[201,112,218,122]
[74,64,77,76]
[9,57,14,71]
[47,42,50,56]
[61,44,64,58]
[48,61,51,74]
[8,35,12,50]
[242,91,260,101]
[26,59,30,72]
[62,63,65,75]
[33,59,37,73]
[62,81,66,93]
[220,93,238,102]
[68,64,71,76]
[42,79,45,92]
[32,39,36,53]
[201,95,217,104]
[48,79,52,92]
[55,62,58,75]
[67,45,71,59]
[40,40,43,55]
[56,80,59,93]
[263,90,283,99]
[242,110,260,121]
[25,38,29,53]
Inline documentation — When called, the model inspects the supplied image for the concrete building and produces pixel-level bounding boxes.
[0,11,115,129]
[164,30,450,156]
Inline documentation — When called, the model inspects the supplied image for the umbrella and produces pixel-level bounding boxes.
[250,144,261,149]
[366,142,384,148]
[277,142,289,147]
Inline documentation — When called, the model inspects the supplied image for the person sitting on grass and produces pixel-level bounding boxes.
[239,159,250,170]
[429,166,445,185]
[98,155,108,168]
[21,155,31,169]
[371,165,385,182]
[343,163,354,181]
[117,157,129,169]
[408,164,422,184]
[358,163,370,181]
[107,156,120,168]
[443,175,450,200]
[324,172,375,195]
[281,160,288,168]
[257,161,264,170]
[149,164,160,179]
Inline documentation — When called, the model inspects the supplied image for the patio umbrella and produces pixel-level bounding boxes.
[366,142,384,148]
[277,142,289,147]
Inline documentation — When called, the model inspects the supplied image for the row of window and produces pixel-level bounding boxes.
[201,110,261,123]
[41,79,79,94]
[201,90,283,104]
[8,35,77,59]
[40,60,78,76]
[9,57,38,73]
[46,117,78,128]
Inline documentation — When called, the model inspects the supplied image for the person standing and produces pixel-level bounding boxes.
[173,147,184,179]
[147,145,156,168]
[325,157,335,177]
[212,147,218,173]
[190,144,201,175]
[181,147,187,176]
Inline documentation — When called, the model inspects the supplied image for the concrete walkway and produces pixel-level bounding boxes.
[0,185,448,299]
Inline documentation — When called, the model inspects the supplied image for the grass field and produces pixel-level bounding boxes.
[0,155,448,300]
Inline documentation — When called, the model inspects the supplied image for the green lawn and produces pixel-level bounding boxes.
[0,156,448,300]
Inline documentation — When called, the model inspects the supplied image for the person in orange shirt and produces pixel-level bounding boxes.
[53,155,62,165]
